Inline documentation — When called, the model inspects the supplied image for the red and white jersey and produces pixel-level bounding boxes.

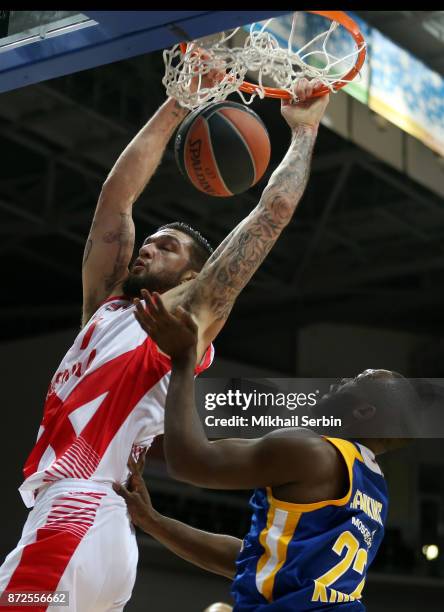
[19,296,214,508]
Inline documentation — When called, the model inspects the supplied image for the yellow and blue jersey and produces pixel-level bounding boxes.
[232,438,388,611]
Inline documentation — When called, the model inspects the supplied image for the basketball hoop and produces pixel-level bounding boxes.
[163,11,366,110]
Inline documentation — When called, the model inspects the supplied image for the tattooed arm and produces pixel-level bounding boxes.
[81,98,189,326]
[181,82,330,343]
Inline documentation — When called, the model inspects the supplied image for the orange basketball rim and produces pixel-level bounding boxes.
[180,11,366,100]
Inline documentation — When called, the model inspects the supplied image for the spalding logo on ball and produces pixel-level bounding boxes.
[175,102,271,197]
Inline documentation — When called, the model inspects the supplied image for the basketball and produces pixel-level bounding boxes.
[175,102,271,197]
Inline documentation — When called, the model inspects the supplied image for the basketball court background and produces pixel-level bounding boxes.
[1,10,444,611]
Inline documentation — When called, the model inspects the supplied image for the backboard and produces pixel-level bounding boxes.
[0,11,289,94]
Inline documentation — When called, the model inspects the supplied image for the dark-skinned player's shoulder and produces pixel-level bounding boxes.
[263,428,348,484]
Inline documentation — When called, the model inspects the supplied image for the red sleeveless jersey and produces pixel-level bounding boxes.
[19,296,214,507]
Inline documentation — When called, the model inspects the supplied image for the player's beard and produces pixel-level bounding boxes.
[122,268,185,298]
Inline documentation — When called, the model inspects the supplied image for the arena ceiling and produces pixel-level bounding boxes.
[2,13,444,373]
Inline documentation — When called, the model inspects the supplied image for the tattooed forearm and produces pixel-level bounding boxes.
[191,125,317,320]
[197,203,287,319]
[81,211,134,326]
[265,124,317,204]
[103,212,134,292]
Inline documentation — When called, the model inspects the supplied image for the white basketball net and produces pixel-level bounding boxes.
[163,13,366,110]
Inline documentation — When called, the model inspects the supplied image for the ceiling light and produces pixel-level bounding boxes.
[422,544,439,561]
[422,12,444,42]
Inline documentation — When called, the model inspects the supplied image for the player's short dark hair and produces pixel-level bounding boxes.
[332,370,421,437]
[354,371,418,411]
[158,222,214,271]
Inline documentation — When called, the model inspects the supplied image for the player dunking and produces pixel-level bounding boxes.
[118,292,420,611]
[0,80,328,611]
